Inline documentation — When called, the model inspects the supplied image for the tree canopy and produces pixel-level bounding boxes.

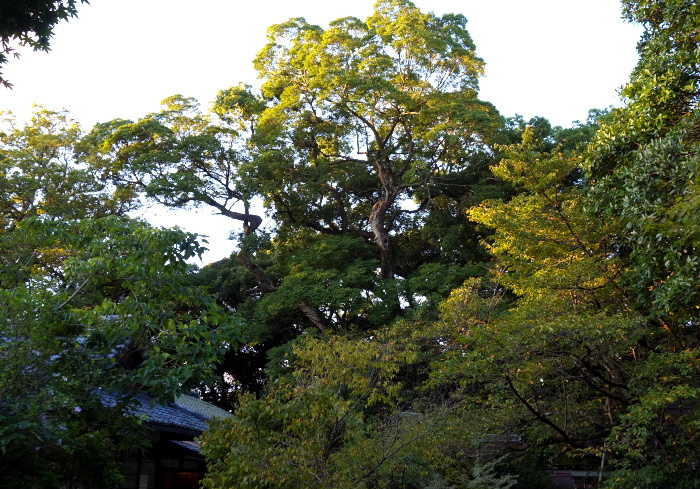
[81,0,509,409]
[4,0,700,488]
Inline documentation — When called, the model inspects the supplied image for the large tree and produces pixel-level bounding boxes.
[89,0,502,281]
[582,1,700,485]
[208,0,505,356]
[230,0,501,281]
[436,126,634,464]
[85,0,506,405]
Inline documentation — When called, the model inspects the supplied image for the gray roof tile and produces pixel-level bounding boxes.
[132,395,210,433]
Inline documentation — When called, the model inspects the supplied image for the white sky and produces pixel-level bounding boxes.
[0,0,643,264]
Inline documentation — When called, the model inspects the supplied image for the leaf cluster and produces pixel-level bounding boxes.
[0,0,89,88]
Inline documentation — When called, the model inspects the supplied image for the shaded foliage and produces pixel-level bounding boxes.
[0,110,243,488]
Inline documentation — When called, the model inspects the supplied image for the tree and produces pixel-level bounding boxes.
[434,119,700,486]
[432,0,700,480]
[84,0,506,405]
[89,0,503,283]
[201,327,489,489]
[0,0,89,88]
[210,0,504,368]
[586,0,700,336]
[433,128,634,459]
[0,108,135,224]
[0,109,243,488]
[229,0,501,281]
[0,107,139,287]
[83,95,263,235]
[581,1,700,485]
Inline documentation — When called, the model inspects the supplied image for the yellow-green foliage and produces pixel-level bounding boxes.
[201,331,428,489]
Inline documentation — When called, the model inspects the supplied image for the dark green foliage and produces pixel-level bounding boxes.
[0,0,89,87]
[0,216,244,489]
[501,110,606,153]
[0,110,243,488]
[582,8,700,482]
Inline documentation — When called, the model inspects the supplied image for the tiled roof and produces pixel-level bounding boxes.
[131,395,210,433]
[175,394,232,421]
[119,393,231,434]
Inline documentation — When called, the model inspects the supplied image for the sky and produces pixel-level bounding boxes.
[0,0,644,264]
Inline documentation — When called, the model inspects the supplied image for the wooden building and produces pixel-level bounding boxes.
[118,394,231,489]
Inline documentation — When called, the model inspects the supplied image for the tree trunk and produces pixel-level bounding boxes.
[369,197,396,280]
[370,157,400,280]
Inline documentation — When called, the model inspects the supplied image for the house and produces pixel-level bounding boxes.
[118,393,231,489]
